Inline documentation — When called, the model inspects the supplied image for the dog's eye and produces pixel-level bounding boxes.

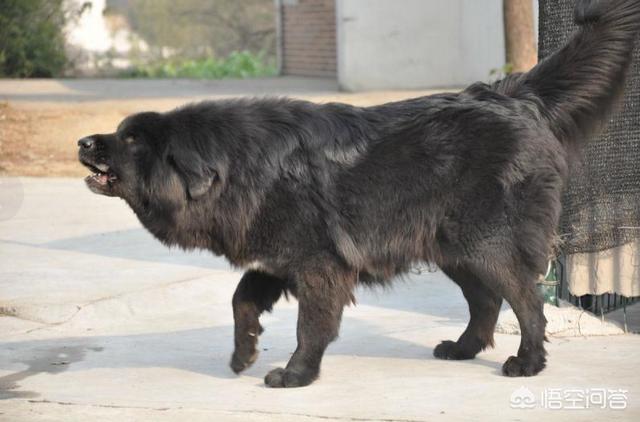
[124,136,135,145]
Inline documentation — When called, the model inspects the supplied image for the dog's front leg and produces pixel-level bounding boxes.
[230,270,288,374]
[264,260,354,388]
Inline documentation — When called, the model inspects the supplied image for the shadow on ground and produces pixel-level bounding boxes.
[0,308,500,400]
[2,226,471,321]
[1,228,231,271]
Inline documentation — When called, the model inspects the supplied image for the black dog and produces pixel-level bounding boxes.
[78,0,640,388]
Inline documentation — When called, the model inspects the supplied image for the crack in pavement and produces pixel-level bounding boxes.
[25,399,428,421]
[3,274,217,336]
[28,399,172,411]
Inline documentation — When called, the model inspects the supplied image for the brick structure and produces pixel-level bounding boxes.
[277,0,337,77]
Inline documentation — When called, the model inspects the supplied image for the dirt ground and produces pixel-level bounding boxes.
[0,79,440,177]
[0,100,159,177]
[0,101,123,177]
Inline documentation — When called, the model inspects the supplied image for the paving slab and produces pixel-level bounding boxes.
[1,178,639,421]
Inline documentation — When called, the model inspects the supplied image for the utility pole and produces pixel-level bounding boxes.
[503,0,537,73]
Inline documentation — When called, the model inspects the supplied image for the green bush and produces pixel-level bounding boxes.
[121,51,277,79]
[0,0,68,77]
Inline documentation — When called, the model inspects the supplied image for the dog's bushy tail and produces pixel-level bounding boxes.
[498,0,640,150]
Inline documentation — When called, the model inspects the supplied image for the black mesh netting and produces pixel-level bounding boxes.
[539,0,640,254]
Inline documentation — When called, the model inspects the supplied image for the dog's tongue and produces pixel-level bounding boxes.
[88,173,109,185]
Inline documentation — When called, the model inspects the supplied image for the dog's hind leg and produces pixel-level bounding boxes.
[230,270,289,374]
[434,265,503,360]
[495,269,547,377]
[264,256,355,388]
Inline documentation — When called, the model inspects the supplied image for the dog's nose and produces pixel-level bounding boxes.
[78,137,95,150]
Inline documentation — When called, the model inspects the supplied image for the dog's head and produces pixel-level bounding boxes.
[77,111,225,209]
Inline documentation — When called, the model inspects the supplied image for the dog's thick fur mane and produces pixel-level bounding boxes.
[140,88,556,284]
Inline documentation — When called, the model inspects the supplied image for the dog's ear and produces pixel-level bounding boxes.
[168,146,223,200]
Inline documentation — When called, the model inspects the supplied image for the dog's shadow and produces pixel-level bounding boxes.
[3,227,478,321]
[2,228,232,271]
[1,230,504,398]
[0,305,503,399]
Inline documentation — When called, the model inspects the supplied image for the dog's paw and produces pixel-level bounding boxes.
[264,367,316,388]
[501,355,546,377]
[433,340,476,360]
[230,349,258,374]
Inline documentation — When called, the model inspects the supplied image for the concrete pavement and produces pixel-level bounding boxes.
[1,177,639,421]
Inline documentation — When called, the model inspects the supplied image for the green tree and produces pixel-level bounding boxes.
[0,0,68,77]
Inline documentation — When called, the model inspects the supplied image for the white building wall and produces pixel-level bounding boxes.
[336,0,512,91]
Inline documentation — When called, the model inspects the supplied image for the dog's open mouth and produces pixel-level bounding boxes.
[82,161,118,193]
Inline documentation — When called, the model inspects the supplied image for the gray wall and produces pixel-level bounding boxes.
[336,0,507,91]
